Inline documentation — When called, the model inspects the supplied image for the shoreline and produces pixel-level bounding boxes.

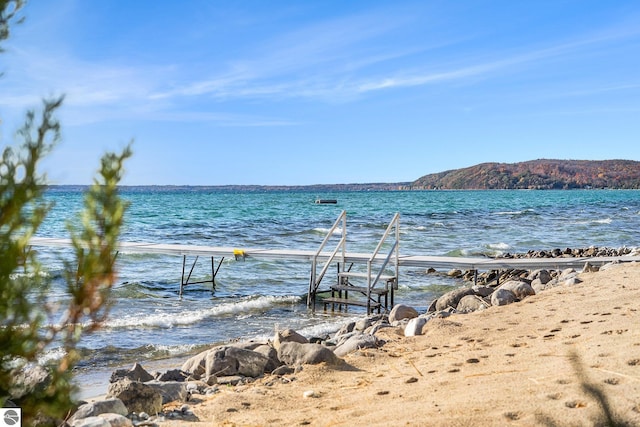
[76,260,640,426]
[159,261,640,426]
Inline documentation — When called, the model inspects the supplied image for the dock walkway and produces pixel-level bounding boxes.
[28,237,640,271]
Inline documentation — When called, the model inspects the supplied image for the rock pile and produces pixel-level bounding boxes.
[440,246,640,286]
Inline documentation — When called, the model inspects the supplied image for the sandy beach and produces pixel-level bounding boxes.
[155,262,640,427]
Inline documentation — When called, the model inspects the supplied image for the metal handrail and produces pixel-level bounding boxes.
[366,213,400,312]
[307,210,346,307]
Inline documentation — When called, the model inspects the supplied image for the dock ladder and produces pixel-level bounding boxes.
[308,211,400,314]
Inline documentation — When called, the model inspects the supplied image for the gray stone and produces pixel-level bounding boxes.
[71,398,128,422]
[273,328,308,350]
[404,317,427,337]
[333,333,379,357]
[252,344,282,373]
[538,269,552,284]
[205,347,237,377]
[110,363,154,384]
[225,346,271,377]
[427,298,438,312]
[471,285,494,298]
[70,416,111,427]
[388,304,418,323]
[490,288,518,306]
[107,378,163,415]
[456,295,490,313]
[271,365,295,376]
[9,364,51,400]
[497,280,535,300]
[277,342,342,367]
[157,369,189,382]
[181,349,209,379]
[435,287,474,311]
[146,381,188,404]
[97,413,133,427]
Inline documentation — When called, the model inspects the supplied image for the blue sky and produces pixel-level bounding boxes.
[1,0,639,185]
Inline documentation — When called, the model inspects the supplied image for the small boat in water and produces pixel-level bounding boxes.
[314,198,337,204]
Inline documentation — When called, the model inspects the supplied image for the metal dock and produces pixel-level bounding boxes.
[28,211,640,313]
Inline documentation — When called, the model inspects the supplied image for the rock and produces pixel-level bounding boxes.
[9,364,51,400]
[157,369,190,382]
[70,398,128,422]
[435,287,475,311]
[97,413,133,427]
[355,314,386,331]
[562,277,583,286]
[447,269,463,277]
[181,349,209,379]
[252,344,282,373]
[333,333,379,357]
[205,347,238,377]
[110,363,154,383]
[497,280,535,300]
[146,381,188,404]
[69,416,111,427]
[388,304,418,323]
[273,328,309,350]
[471,285,494,298]
[404,317,427,336]
[426,298,438,313]
[226,346,271,377]
[456,295,490,313]
[538,269,552,284]
[277,342,342,367]
[271,365,295,376]
[107,378,163,415]
[582,262,599,273]
[490,288,518,306]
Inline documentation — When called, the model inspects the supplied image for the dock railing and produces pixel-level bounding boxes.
[365,212,400,312]
[307,210,347,308]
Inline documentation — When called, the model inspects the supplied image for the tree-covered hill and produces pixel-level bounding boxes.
[409,159,640,190]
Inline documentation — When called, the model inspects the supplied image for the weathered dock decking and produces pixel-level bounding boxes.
[28,237,640,271]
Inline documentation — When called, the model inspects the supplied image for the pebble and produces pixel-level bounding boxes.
[303,390,318,398]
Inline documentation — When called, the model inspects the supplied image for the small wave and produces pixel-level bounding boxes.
[103,295,302,329]
[9,270,50,280]
[488,242,510,250]
[312,227,344,235]
[493,209,536,216]
[574,218,613,225]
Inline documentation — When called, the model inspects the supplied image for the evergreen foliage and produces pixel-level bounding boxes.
[1,1,132,424]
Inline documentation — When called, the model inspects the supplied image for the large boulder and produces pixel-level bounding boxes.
[110,363,154,383]
[456,295,490,313]
[404,317,428,337]
[107,378,163,415]
[388,304,418,323]
[277,342,342,367]
[145,381,188,404]
[9,364,51,400]
[491,288,518,306]
[435,287,475,311]
[273,329,308,350]
[252,344,282,373]
[497,280,535,300]
[70,398,128,423]
[333,333,379,357]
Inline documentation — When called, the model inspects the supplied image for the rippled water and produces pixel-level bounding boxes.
[34,188,640,393]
